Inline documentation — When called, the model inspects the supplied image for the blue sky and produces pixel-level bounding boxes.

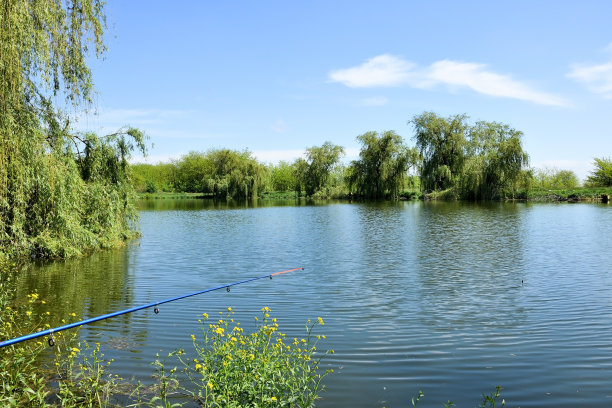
[79,1,612,181]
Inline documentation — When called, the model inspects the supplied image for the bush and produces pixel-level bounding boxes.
[152,307,333,407]
[586,157,612,187]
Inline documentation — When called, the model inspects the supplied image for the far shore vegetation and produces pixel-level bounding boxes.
[132,115,612,203]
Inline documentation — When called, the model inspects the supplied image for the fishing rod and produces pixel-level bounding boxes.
[0,267,303,349]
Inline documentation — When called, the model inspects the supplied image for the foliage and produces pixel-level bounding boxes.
[0,268,120,407]
[411,112,529,200]
[526,186,612,201]
[531,167,579,189]
[411,112,468,191]
[172,149,265,199]
[0,276,48,406]
[270,161,298,193]
[462,121,529,199]
[346,131,419,199]
[0,0,145,259]
[132,163,177,193]
[150,307,333,408]
[294,142,344,197]
[585,157,612,187]
[54,340,120,407]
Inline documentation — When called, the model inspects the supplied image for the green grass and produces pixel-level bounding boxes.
[138,192,211,199]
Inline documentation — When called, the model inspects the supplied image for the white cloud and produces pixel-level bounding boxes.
[361,96,389,106]
[567,62,612,99]
[329,55,567,106]
[329,54,415,88]
[425,60,567,106]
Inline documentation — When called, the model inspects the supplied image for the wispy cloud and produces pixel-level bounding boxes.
[426,60,567,106]
[567,44,612,99]
[329,54,567,106]
[329,55,415,87]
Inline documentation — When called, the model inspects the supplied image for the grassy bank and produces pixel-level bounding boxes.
[140,187,612,203]
[138,192,211,199]
[526,187,612,202]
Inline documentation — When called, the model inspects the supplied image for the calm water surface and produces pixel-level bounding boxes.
[15,199,612,407]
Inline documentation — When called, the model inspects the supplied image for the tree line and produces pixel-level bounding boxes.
[133,112,611,200]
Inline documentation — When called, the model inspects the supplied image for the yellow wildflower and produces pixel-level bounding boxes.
[202,313,209,319]
[227,307,232,312]
[207,381,213,390]
[195,364,202,370]
[317,317,324,326]
[271,396,277,401]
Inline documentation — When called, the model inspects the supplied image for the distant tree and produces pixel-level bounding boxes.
[173,151,212,192]
[207,149,266,199]
[346,131,418,198]
[270,161,296,192]
[586,157,612,187]
[171,149,264,199]
[293,158,309,197]
[294,142,344,196]
[462,121,529,199]
[410,112,529,199]
[132,163,177,193]
[411,112,469,191]
[533,168,579,189]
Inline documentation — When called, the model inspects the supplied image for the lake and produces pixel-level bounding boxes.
[14,199,612,407]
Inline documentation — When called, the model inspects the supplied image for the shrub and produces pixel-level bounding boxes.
[153,307,333,407]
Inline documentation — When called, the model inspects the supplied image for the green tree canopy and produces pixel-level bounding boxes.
[410,112,529,199]
[172,149,265,199]
[294,142,344,196]
[411,112,468,191]
[269,161,296,192]
[532,167,579,189]
[0,1,147,258]
[462,121,529,199]
[347,131,418,199]
[586,157,612,187]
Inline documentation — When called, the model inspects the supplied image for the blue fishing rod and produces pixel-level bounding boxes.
[0,267,303,349]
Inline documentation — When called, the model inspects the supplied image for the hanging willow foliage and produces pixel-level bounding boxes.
[1,0,146,259]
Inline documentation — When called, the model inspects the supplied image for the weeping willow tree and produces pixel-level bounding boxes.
[346,131,418,199]
[411,112,469,192]
[0,0,145,259]
[411,112,529,200]
[172,149,265,199]
[293,142,344,197]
